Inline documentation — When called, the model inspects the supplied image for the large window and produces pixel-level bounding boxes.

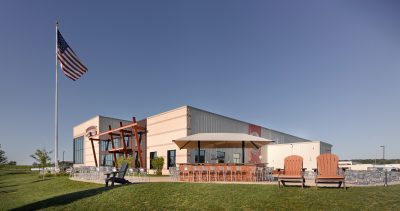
[195,150,205,163]
[150,151,157,169]
[100,154,113,166]
[73,136,84,164]
[100,140,111,151]
[167,150,176,169]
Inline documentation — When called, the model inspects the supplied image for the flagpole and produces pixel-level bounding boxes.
[55,21,59,171]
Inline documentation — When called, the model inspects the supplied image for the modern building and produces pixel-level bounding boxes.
[72,105,332,173]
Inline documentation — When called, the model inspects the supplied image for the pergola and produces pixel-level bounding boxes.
[88,117,146,168]
[173,133,274,163]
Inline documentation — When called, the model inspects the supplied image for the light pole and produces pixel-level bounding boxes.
[63,151,65,163]
[380,145,385,160]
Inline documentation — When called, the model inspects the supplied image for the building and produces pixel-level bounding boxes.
[262,141,332,170]
[72,105,332,173]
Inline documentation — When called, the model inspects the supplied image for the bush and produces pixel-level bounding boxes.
[117,156,132,168]
[151,157,164,175]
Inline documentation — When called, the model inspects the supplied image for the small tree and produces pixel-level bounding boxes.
[151,157,164,176]
[0,144,7,165]
[117,155,133,168]
[8,161,17,165]
[30,148,52,180]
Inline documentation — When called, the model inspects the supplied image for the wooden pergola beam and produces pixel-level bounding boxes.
[89,132,98,167]
[120,122,127,158]
[132,117,144,168]
[109,125,118,168]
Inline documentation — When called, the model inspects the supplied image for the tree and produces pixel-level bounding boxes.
[30,148,52,180]
[8,161,17,165]
[0,144,7,165]
[151,157,164,176]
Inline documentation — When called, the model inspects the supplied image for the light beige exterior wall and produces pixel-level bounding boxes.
[73,116,100,167]
[263,141,332,170]
[146,106,188,174]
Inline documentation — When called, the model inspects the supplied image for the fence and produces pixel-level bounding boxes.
[69,166,149,182]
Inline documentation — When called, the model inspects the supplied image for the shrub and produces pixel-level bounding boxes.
[117,156,133,168]
[151,157,164,175]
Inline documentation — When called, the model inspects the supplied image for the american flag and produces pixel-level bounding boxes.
[57,30,88,81]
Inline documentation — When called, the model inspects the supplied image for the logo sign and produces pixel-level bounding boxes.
[248,124,261,137]
[85,126,97,137]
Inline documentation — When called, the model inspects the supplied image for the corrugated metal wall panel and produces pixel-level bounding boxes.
[189,107,249,135]
[189,106,309,144]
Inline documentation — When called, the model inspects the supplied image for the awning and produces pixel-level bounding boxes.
[173,133,274,149]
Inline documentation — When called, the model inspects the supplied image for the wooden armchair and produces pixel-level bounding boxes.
[105,162,130,187]
[277,155,306,188]
[313,153,346,189]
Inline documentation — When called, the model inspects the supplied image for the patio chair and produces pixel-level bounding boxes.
[225,165,235,182]
[179,164,191,181]
[193,166,201,182]
[313,153,346,189]
[216,165,225,181]
[235,166,243,181]
[277,155,306,188]
[105,162,130,187]
[138,168,148,182]
[200,165,209,182]
[209,165,217,182]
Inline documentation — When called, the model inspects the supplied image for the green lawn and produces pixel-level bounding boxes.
[1,169,400,210]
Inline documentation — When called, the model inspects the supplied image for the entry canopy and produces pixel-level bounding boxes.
[173,133,274,149]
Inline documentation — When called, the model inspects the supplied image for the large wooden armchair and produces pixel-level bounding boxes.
[105,162,130,187]
[313,153,346,189]
[277,155,306,188]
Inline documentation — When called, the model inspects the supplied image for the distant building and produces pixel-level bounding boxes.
[338,161,400,171]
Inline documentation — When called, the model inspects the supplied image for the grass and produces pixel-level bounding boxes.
[1,169,400,210]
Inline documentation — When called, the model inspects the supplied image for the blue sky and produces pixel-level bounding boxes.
[0,1,399,164]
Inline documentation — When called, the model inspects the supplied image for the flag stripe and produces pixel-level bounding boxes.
[59,63,77,81]
[65,48,88,72]
[58,51,86,75]
[62,50,87,74]
[57,54,82,79]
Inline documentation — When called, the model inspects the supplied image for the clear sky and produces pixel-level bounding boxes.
[0,1,399,164]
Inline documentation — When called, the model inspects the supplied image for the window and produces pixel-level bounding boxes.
[167,150,176,169]
[100,154,113,166]
[100,140,112,151]
[124,136,130,148]
[217,151,225,163]
[233,153,241,163]
[195,150,205,163]
[150,151,157,169]
[113,138,120,148]
[73,136,84,164]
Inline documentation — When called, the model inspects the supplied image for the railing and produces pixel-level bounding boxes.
[345,170,400,185]
[301,170,400,185]
[70,166,149,182]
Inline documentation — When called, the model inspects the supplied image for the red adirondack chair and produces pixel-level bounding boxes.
[314,153,346,189]
[277,155,306,188]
